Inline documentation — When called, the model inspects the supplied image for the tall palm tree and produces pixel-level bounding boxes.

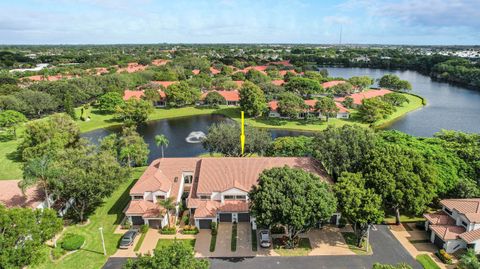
[155,134,169,158]
[20,155,58,208]
[158,197,176,228]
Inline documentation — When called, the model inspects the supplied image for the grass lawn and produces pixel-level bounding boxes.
[0,138,22,180]
[374,93,424,128]
[416,254,441,269]
[384,215,426,225]
[341,232,372,255]
[273,237,312,256]
[134,231,147,252]
[33,167,145,269]
[155,239,196,250]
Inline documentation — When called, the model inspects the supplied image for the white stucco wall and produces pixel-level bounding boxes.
[445,239,466,253]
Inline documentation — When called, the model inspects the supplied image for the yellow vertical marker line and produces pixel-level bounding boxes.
[240,111,245,155]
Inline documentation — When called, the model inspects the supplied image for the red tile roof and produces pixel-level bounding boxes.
[441,199,480,223]
[269,60,292,66]
[210,67,221,75]
[151,81,178,88]
[192,69,200,75]
[269,99,349,113]
[151,59,170,66]
[335,89,392,105]
[124,200,165,218]
[430,225,465,240]
[322,80,346,89]
[233,80,244,87]
[271,80,285,86]
[191,200,250,218]
[117,63,147,73]
[424,212,456,226]
[123,89,166,101]
[0,180,45,208]
[200,90,240,102]
[460,229,480,243]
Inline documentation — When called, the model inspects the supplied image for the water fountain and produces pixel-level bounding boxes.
[185,131,206,143]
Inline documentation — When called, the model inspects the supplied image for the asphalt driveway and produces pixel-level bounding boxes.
[103,225,422,269]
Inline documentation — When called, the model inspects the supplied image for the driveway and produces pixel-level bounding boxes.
[307,227,355,256]
[104,225,423,269]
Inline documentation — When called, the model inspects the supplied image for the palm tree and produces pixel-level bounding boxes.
[20,155,57,208]
[155,134,169,158]
[158,197,176,228]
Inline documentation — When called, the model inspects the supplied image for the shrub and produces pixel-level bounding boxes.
[231,223,237,251]
[122,219,132,230]
[338,217,347,228]
[210,234,217,252]
[436,249,453,264]
[61,233,85,251]
[182,214,190,226]
[160,227,177,235]
[211,222,218,236]
[51,247,66,260]
[270,225,285,234]
[182,225,199,235]
[140,224,149,234]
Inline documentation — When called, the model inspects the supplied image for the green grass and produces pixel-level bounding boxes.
[231,223,237,252]
[133,230,147,252]
[416,254,441,269]
[273,237,312,256]
[384,215,426,225]
[341,232,372,255]
[209,234,217,252]
[374,94,424,128]
[155,239,196,250]
[251,229,258,251]
[32,167,146,269]
[0,138,22,179]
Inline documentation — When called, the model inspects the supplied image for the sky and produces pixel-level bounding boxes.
[0,0,479,45]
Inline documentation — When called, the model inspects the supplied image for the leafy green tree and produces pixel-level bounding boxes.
[330,82,354,96]
[348,76,374,90]
[0,110,27,138]
[164,82,200,107]
[52,145,129,222]
[457,248,480,269]
[303,71,324,82]
[364,143,437,225]
[313,125,376,179]
[115,98,154,126]
[259,82,285,101]
[245,69,271,84]
[19,113,80,161]
[124,240,209,269]
[14,89,58,117]
[315,97,339,122]
[20,155,59,208]
[239,81,267,117]
[372,263,412,269]
[267,136,313,157]
[119,127,150,167]
[357,97,395,123]
[335,172,384,246]
[0,205,63,269]
[204,91,226,107]
[277,92,305,119]
[378,74,412,91]
[383,92,409,106]
[142,88,160,104]
[158,197,175,228]
[249,166,337,248]
[64,92,77,120]
[284,77,323,96]
[155,134,169,158]
[202,122,271,157]
[97,92,125,113]
[342,96,354,109]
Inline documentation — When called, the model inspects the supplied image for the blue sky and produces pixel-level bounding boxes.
[0,0,479,45]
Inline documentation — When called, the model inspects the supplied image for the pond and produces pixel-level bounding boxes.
[325,67,480,137]
[82,114,312,162]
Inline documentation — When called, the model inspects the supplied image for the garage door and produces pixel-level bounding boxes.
[238,213,250,222]
[198,219,212,229]
[131,216,144,225]
[434,234,445,249]
[219,213,232,222]
[148,219,161,229]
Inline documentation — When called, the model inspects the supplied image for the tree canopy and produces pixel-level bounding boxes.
[239,81,267,117]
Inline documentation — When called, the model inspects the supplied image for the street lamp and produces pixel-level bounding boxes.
[99,227,106,256]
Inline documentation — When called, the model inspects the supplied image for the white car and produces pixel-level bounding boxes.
[259,230,271,248]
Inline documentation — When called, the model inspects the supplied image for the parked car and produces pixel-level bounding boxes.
[259,230,271,248]
[119,229,139,249]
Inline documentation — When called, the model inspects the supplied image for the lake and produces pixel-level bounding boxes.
[83,67,480,160]
[326,67,480,137]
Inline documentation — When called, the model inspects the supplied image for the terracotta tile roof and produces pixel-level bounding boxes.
[335,89,392,105]
[441,199,480,223]
[430,225,465,240]
[192,69,200,75]
[151,59,170,66]
[196,157,330,194]
[269,99,348,114]
[424,211,456,225]
[233,80,244,87]
[460,229,480,243]
[269,60,292,66]
[271,80,285,86]
[123,89,166,101]
[335,102,350,113]
[0,180,45,208]
[191,200,249,218]
[322,80,346,89]
[279,70,302,76]
[200,90,240,102]
[151,81,178,88]
[117,63,147,73]
[124,200,165,218]
[210,67,221,75]
[218,201,249,212]
[130,158,200,199]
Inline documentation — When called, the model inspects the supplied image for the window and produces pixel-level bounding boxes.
[132,195,143,200]
[224,195,247,200]
[184,175,193,184]
[200,195,211,200]
[462,221,468,228]
[224,195,235,200]
[236,195,247,200]
[445,208,452,215]
[156,195,165,200]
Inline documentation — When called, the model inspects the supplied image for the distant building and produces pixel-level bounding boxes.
[268,99,350,119]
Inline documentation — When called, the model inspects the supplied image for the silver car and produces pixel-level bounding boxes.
[119,229,139,249]
[259,230,271,248]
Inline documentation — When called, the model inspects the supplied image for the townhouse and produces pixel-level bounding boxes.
[268,99,350,119]
[424,198,480,253]
[198,90,240,106]
[124,157,340,229]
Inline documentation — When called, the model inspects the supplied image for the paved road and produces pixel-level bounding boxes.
[102,225,422,269]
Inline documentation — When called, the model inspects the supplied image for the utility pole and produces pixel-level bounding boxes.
[99,227,106,256]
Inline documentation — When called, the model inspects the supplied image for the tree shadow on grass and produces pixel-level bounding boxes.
[108,178,138,225]
[252,117,288,126]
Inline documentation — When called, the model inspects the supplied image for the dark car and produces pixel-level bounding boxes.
[119,229,139,249]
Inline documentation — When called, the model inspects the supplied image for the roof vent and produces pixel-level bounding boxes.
[174,177,178,182]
